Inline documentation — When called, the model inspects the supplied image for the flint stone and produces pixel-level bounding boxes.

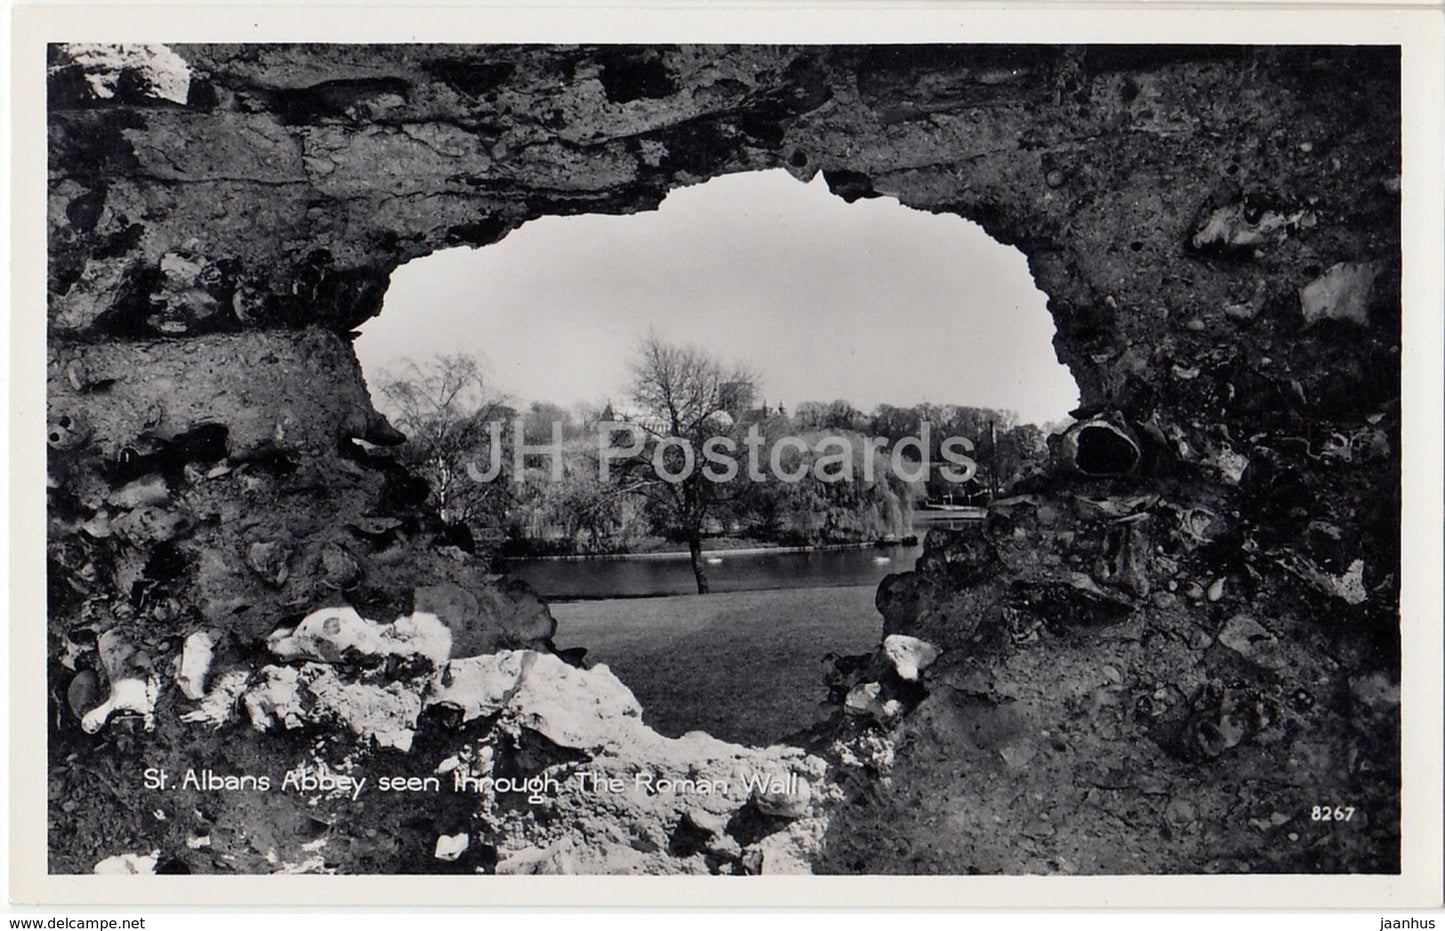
[434,833,469,861]
[426,650,642,750]
[267,605,452,668]
[882,634,942,681]
[81,630,160,733]
[174,630,215,700]
[1299,261,1377,327]
[92,851,160,875]
[1217,614,1287,671]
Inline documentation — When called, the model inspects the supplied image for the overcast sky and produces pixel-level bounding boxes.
[356,169,1079,426]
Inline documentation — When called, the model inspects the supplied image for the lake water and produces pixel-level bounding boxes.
[503,540,926,600]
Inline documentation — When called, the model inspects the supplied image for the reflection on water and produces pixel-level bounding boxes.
[503,541,926,601]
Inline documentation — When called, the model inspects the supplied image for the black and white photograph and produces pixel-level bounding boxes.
[12,3,1445,910]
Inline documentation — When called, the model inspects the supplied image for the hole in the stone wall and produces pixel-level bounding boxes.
[355,168,1079,745]
[1074,423,1141,476]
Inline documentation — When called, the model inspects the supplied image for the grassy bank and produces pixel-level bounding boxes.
[550,584,882,747]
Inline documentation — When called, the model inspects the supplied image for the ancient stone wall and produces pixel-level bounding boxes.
[47,44,1400,874]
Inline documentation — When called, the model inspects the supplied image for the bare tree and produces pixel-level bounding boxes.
[624,334,756,594]
[375,354,510,527]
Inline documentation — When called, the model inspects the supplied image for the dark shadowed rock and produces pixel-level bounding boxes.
[46,43,1400,877]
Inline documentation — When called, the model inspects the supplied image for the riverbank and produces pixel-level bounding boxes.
[503,538,923,601]
[498,538,914,564]
[550,584,881,746]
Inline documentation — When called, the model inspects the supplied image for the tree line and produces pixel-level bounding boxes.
[373,338,1047,593]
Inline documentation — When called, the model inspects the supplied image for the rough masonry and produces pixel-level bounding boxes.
[47,44,1400,874]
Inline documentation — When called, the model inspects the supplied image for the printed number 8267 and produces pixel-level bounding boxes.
[1310,805,1355,822]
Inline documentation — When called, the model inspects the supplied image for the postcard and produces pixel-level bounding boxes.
[10,2,1443,909]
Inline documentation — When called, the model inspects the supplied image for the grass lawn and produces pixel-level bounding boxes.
[550,585,882,747]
